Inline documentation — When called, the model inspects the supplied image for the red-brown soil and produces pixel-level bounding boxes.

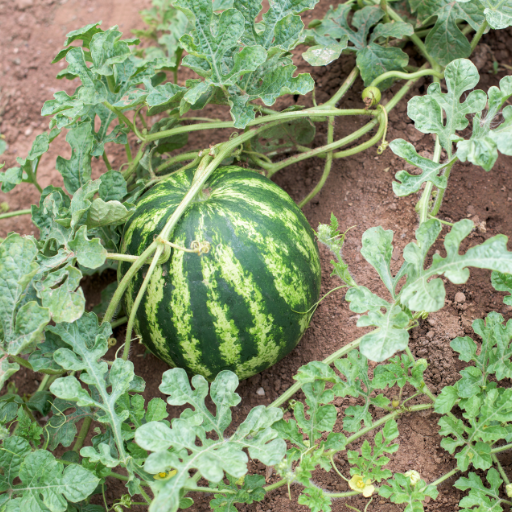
[1,0,512,511]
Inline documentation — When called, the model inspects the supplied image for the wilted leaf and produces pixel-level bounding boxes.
[0,356,19,392]
[34,264,85,324]
[0,234,50,355]
[87,198,134,229]
[56,121,94,194]
[457,75,512,171]
[302,41,346,66]
[68,225,107,268]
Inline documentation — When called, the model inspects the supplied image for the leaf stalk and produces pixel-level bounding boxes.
[369,69,444,89]
[298,116,335,208]
[0,209,32,220]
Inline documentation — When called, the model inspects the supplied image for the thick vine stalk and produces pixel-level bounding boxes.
[144,109,373,144]
[0,209,31,220]
[370,69,444,89]
[417,137,442,224]
[298,116,335,207]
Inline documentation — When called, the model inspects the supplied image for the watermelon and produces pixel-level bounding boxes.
[119,166,321,380]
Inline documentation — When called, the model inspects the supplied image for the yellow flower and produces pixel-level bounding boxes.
[348,474,375,497]
[506,483,512,498]
[154,469,177,481]
[404,470,421,486]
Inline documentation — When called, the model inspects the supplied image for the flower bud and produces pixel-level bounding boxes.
[506,483,512,498]
[405,470,421,486]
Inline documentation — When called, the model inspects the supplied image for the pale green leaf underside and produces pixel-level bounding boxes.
[457,75,512,171]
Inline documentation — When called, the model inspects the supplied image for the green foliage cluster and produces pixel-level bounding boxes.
[1,0,512,510]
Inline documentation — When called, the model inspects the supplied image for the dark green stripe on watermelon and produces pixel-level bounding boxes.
[119,166,321,380]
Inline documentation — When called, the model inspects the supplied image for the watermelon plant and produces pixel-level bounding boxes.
[1,0,512,511]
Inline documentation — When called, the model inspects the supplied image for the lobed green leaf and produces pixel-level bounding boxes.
[389,139,455,197]
[136,369,285,512]
[407,59,486,153]
[379,472,438,512]
[1,447,99,512]
[454,469,504,512]
[400,219,512,312]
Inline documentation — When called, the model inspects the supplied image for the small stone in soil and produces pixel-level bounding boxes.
[455,292,466,303]
[16,0,33,10]
[256,387,265,396]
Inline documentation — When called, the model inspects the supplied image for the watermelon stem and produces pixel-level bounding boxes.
[121,143,147,180]
[106,253,138,263]
[266,64,428,180]
[123,244,165,360]
[158,236,210,255]
[298,115,335,207]
[376,105,389,155]
[154,150,201,175]
[192,153,214,185]
[269,112,386,179]
[292,285,348,315]
[103,241,158,324]
[103,100,136,133]
[143,108,376,145]
[324,66,360,108]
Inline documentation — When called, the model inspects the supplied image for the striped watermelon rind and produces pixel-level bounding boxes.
[119,166,321,380]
